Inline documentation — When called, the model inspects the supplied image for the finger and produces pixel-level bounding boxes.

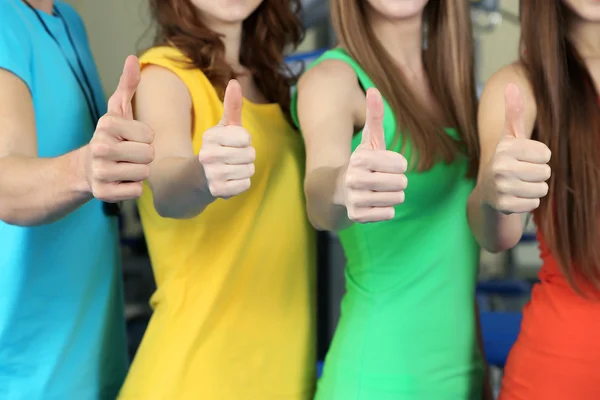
[209,178,251,199]
[91,141,154,164]
[497,196,540,214]
[351,191,405,208]
[94,162,150,183]
[94,182,144,202]
[511,141,551,164]
[346,171,408,192]
[207,164,255,181]
[503,83,526,139]
[348,206,394,223]
[211,126,252,148]
[96,116,155,144]
[220,79,243,126]
[361,88,386,150]
[515,162,552,182]
[107,55,141,119]
[199,145,255,166]
[350,150,407,174]
[496,179,549,199]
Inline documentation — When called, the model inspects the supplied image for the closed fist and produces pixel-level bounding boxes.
[482,83,551,214]
[345,88,408,223]
[198,79,256,199]
[86,56,155,202]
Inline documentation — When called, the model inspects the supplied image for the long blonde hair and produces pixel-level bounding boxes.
[331,0,479,174]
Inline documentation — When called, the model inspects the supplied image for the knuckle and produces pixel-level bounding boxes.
[89,142,110,158]
[248,146,257,163]
[495,196,512,212]
[208,182,225,198]
[91,185,109,202]
[349,152,368,168]
[97,115,119,133]
[248,163,256,177]
[198,148,217,165]
[92,164,110,182]
[540,182,549,197]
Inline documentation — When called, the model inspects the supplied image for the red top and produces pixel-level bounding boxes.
[500,214,600,399]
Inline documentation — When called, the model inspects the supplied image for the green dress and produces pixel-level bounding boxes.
[291,48,483,399]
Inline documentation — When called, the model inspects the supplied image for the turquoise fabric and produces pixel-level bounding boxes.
[0,1,128,399]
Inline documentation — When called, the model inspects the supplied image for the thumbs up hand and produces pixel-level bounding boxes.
[198,79,256,199]
[86,55,155,202]
[344,88,408,223]
[482,83,552,214]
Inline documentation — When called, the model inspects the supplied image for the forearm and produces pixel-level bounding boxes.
[467,184,523,253]
[304,165,352,232]
[0,149,92,226]
[149,156,214,219]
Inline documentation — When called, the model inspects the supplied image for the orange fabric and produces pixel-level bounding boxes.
[500,227,600,400]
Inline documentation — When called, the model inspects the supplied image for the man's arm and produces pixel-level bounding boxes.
[0,69,92,226]
[0,57,154,226]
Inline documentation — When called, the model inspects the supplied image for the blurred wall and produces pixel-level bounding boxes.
[65,0,322,95]
[476,0,520,82]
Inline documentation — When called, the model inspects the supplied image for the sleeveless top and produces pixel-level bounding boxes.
[118,46,317,400]
[500,221,600,399]
[291,48,483,399]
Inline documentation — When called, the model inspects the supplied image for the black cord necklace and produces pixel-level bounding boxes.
[23,1,120,217]
[23,0,101,123]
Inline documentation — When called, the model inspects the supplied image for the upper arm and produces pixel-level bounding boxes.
[296,60,363,175]
[477,64,537,182]
[0,13,37,159]
[134,65,194,176]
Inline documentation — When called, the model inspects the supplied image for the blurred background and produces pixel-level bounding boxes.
[63,0,538,396]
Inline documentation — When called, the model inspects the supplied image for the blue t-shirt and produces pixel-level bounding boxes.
[0,1,128,399]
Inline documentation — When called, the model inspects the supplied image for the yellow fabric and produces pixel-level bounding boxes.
[119,46,316,400]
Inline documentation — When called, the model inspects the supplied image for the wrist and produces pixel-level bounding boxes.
[71,146,93,195]
[333,165,348,207]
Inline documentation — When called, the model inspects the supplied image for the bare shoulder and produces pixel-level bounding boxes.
[479,62,537,139]
[297,59,364,128]
[480,63,537,119]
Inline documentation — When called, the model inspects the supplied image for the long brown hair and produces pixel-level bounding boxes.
[330,0,479,174]
[520,1,600,291]
[148,0,304,121]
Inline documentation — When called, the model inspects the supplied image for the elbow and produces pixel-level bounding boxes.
[0,205,38,227]
[484,232,522,254]
[153,197,205,220]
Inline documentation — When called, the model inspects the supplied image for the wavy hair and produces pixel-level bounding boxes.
[147,0,304,122]
[520,0,600,292]
[331,0,479,175]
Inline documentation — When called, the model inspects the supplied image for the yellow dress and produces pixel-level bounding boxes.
[118,46,316,400]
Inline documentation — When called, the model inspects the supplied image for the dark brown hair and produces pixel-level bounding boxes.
[520,1,600,291]
[330,0,479,174]
[148,0,304,122]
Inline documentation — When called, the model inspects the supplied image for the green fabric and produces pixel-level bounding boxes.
[291,48,484,399]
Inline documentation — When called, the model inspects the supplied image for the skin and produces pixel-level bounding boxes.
[297,1,493,398]
[297,0,430,232]
[134,0,266,219]
[0,2,154,226]
[468,0,600,254]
